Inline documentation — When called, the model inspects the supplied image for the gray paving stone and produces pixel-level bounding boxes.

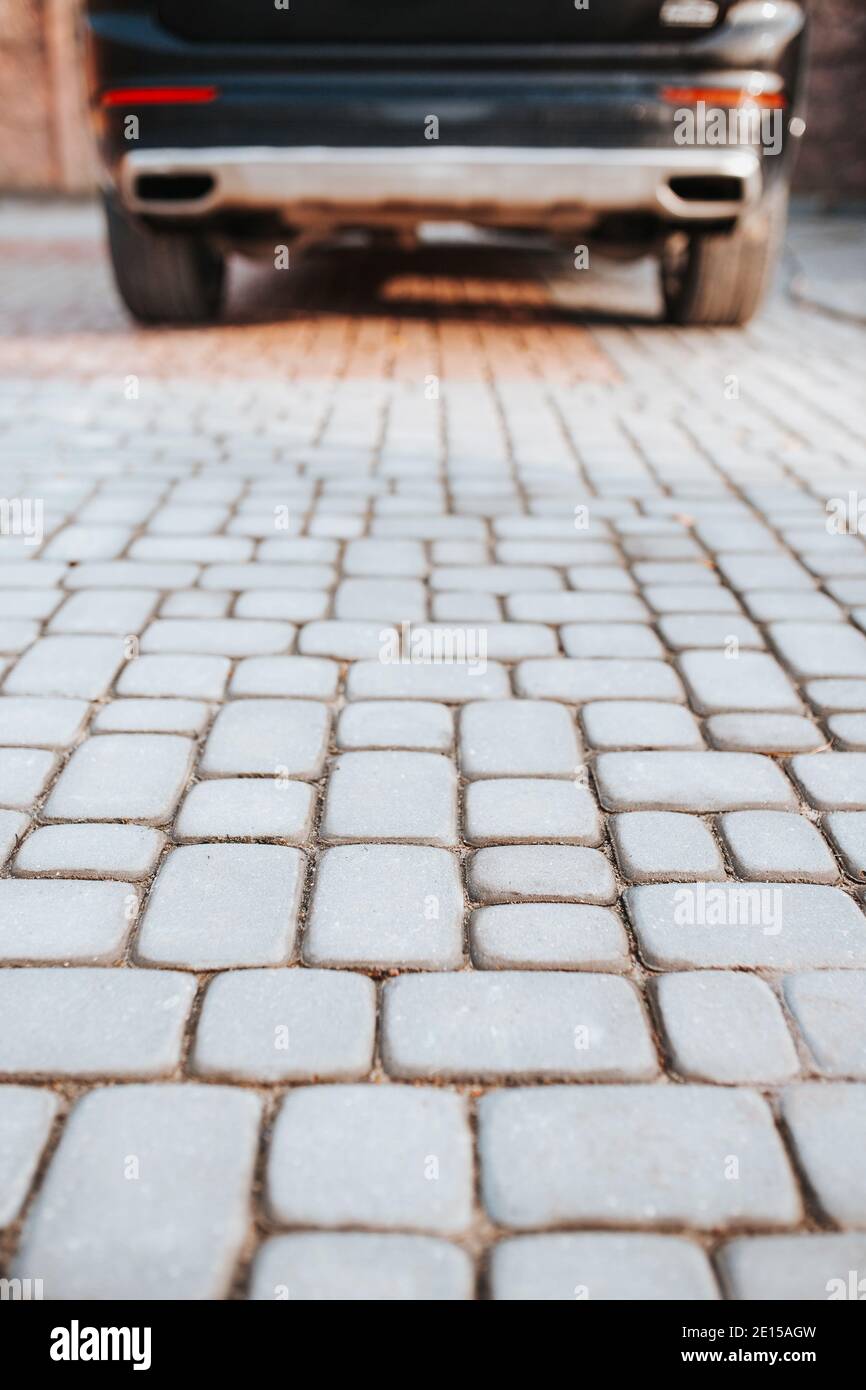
[469,845,616,904]
[499,539,618,566]
[828,713,866,748]
[236,590,329,622]
[337,700,453,751]
[346,659,510,702]
[0,878,137,963]
[783,972,866,1078]
[479,1085,800,1230]
[490,1234,719,1301]
[782,1083,866,1226]
[560,624,663,659]
[791,753,866,810]
[515,658,684,703]
[0,1086,59,1225]
[192,968,375,1081]
[595,751,796,812]
[174,777,315,843]
[250,1232,473,1301]
[470,903,629,971]
[678,650,801,715]
[627,881,866,970]
[642,585,743,615]
[0,591,61,620]
[431,565,562,594]
[65,561,199,591]
[632,562,720,587]
[744,590,844,623]
[581,700,703,750]
[824,812,866,878]
[343,538,427,576]
[658,614,764,651]
[44,733,194,824]
[304,843,463,969]
[706,712,825,753]
[132,536,252,563]
[0,619,40,653]
[201,699,330,779]
[49,589,158,636]
[718,554,815,590]
[137,844,305,969]
[719,811,838,883]
[464,778,601,846]
[425,621,555,661]
[0,747,56,810]
[432,540,489,564]
[335,578,426,621]
[613,811,723,883]
[202,563,333,591]
[141,618,295,657]
[14,823,164,879]
[0,562,65,589]
[92,697,210,735]
[4,635,125,699]
[718,1233,866,1300]
[13,1084,261,1298]
[459,699,581,777]
[806,678,866,713]
[653,972,799,1084]
[148,504,228,536]
[431,591,501,622]
[507,592,649,623]
[161,589,231,618]
[267,1085,473,1233]
[0,808,28,864]
[231,539,335,564]
[0,968,195,1076]
[770,622,866,679]
[382,971,657,1081]
[322,751,457,845]
[568,566,636,592]
[298,620,396,661]
[0,696,89,747]
[372,516,486,541]
[117,653,230,699]
[230,655,339,699]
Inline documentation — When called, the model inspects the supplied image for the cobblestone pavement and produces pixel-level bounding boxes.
[1,204,865,1301]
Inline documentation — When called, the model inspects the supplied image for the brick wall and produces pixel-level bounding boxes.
[0,0,58,189]
[797,0,866,202]
[0,0,864,200]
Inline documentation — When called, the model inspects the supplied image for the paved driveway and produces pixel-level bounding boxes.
[0,204,865,1300]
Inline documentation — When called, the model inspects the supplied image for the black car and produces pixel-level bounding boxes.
[82,0,809,325]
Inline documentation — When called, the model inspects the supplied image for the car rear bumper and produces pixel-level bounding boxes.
[118,144,763,225]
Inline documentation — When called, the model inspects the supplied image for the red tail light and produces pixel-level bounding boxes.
[100,86,219,108]
[661,86,787,108]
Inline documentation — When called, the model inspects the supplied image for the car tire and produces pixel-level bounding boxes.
[660,185,789,327]
[102,194,225,325]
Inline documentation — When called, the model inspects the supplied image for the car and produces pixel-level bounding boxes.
[82,0,809,326]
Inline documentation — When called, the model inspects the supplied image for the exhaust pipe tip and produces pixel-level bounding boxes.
[134,172,216,204]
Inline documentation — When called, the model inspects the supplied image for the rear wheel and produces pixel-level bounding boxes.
[102,193,225,325]
[660,186,789,327]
